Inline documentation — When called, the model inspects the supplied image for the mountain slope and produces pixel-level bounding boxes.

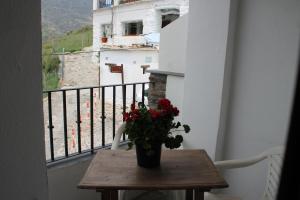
[42,0,92,41]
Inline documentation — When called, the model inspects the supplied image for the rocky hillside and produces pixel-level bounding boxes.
[42,0,92,41]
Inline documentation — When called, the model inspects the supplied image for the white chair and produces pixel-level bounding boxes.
[205,146,284,200]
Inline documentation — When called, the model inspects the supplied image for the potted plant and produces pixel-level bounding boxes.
[123,98,190,168]
[101,30,108,43]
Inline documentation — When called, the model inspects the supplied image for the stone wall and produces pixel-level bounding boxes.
[148,73,167,108]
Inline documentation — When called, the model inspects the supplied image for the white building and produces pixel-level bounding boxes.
[92,0,189,102]
[92,0,189,48]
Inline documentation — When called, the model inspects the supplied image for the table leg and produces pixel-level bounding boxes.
[101,190,118,200]
[186,189,193,200]
[110,190,118,200]
[101,190,109,200]
[194,188,204,200]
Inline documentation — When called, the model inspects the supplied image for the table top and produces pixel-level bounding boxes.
[78,149,228,191]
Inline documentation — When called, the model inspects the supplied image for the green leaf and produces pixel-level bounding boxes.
[175,135,183,143]
[127,142,133,150]
[175,122,181,128]
[183,125,191,133]
[138,102,145,109]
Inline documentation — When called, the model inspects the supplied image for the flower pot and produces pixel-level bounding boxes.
[135,143,162,168]
[101,37,108,43]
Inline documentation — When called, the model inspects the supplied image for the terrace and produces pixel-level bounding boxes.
[1,0,300,200]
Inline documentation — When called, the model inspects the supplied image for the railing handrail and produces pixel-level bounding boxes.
[99,0,114,8]
[43,81,151,93]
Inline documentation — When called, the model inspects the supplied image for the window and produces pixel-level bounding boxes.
[102,24,112,37]
[123,21,143,36]
[160,9,180,28]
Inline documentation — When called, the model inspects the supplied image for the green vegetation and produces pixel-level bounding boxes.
[44,26,93,53]
[42,25,93,90]
[42,45,60,91]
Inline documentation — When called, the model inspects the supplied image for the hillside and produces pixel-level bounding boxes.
[43,26,93,90]
[44,26,93,53]
[42,0,92,42]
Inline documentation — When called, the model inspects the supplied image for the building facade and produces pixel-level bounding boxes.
[92,0,189,49]
[92,0,189,102]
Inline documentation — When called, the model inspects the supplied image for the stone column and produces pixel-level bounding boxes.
[148,73,167,109]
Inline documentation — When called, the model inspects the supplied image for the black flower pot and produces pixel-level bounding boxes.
[135,143,162,168]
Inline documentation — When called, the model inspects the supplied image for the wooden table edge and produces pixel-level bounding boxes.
[77,183,229,191]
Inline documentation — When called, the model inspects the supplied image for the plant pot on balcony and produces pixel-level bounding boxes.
[101,37,108,43]
[135,142,162,168]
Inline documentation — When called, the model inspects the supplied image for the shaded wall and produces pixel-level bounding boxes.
[222,0,300,199]
[0,0,48,199]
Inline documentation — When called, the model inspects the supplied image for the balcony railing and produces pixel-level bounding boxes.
[44,82,150,164]
[99,0,114,8]
[119,0,141,4]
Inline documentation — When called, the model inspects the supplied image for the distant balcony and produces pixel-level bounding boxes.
[99,0,113,8]
[119,0,141,4]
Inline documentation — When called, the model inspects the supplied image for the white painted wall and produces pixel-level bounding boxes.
[221,0,300,199]
[48,158,98,200]
[165,75,185,120]
[159,14,188,73]
[180,0,299,199]
[100,49,158,102]
[157,13,189,117]
[181,0,233,158]
[0,1,48,200]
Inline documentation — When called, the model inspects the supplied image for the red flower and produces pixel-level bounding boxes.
[131,109,140,120]
[159,109,169,117]
[172,107,179,116]
[149,109,160,119]
[158,98,171,110]
[130,103,135,111]
[124,112,130,122]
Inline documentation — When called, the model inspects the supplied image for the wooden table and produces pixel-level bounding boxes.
[78,150,228,200]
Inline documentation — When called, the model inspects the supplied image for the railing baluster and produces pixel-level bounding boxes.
[122,85,126,141]
[62,91,68,157]
[47,92,55,161]
[76,89,81,153]
[101,87,105,146]
[90,88,94,154]
[132,84,136,105]
[112,86,116,139]
[142,83,145,105]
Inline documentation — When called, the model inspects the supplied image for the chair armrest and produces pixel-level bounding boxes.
[214,146,284,170]
[214,155,267,170]
[111,123,126,150]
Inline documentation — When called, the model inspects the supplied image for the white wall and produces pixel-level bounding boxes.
[222,0,300,199]
[181,0,299,199]
[158,12,189,121]
[159,14,188,73]
[165,75,185,120]
[0,1,48,200]
[181,0,234,158]
[100,49,158,102]
[48,158,98,200]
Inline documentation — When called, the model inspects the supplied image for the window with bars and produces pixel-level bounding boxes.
[123,21,143,36]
